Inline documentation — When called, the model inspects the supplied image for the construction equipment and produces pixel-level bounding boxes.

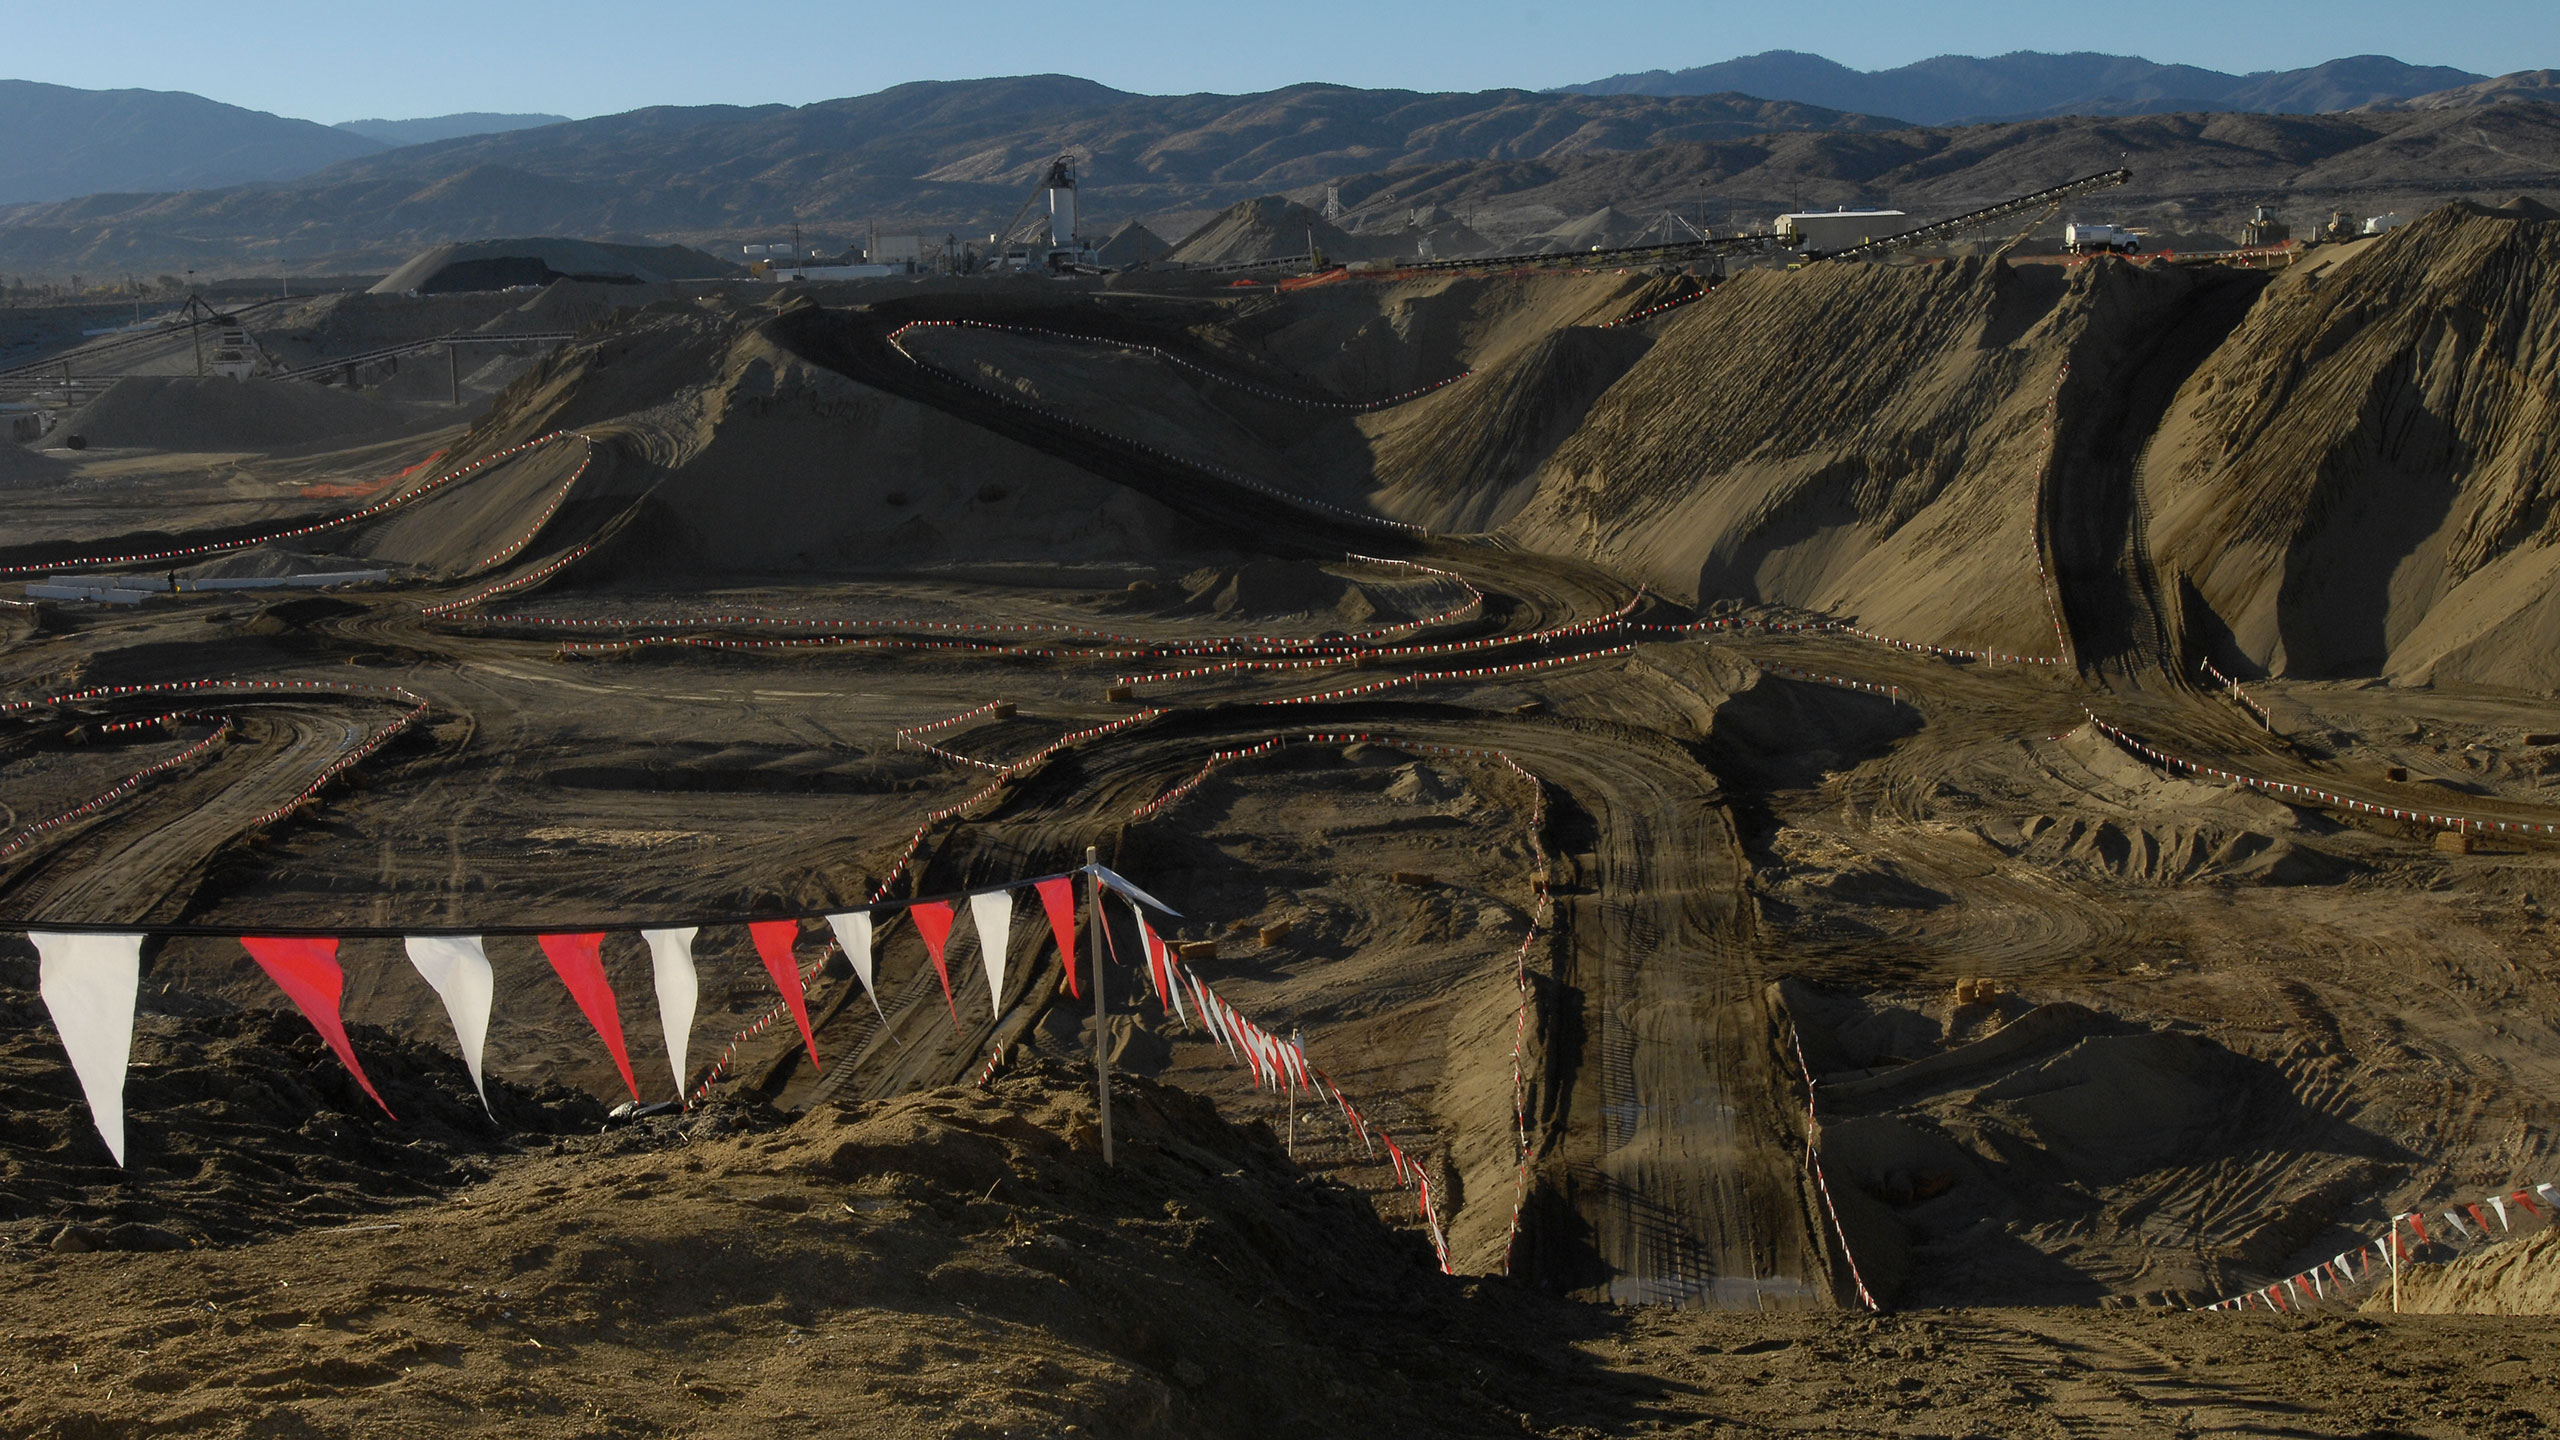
[985,153,1101,274]
[2063,222,2143,255]
[1820,169,2134,263]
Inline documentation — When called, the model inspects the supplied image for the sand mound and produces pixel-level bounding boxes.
[353,309,1193,578]
[1097,218,1173,268]
[46,375,416,453]
[372,237,737,295]
[0,991,604,1247]
[2374,1223,2560,1313]
[1523,204,1647,253]
[1786,983,2375,1307]
[1167,196,1381,266]
[2147,202,2560,690]
[0,438,72,488]
[1366,325,1653,532]
[0,1057,1507,1437]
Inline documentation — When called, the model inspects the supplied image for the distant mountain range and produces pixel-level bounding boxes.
[0,76,1909,271]
[1556,51,2488,124]
[0,80,381,205]
[1,60,2554,275]
[0,81,572,206]
[333,113,569,147]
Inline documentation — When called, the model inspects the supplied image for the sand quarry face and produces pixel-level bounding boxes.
[4,222,2560,1435]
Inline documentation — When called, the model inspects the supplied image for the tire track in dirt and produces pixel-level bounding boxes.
[867,691,1826,1305]
[1,706,366,924]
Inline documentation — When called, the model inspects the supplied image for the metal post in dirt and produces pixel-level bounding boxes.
[448,342,460,407]
[1087,845,1113,1165]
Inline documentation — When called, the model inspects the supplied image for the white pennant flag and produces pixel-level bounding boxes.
[2489,1195,2510,1231]
[642,928,700,1103]
[33,932,143,1166]
[825,911,883,1017]
[968,889,1014,1018]
[405,935,496,1114]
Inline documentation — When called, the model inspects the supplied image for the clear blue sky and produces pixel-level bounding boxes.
[8,0,2551,122]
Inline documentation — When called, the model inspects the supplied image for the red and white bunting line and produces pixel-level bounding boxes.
[1115,590,1632,690]
[894,319,1473,411]
[557,633,1095,662]
[897,699,1010,742]
[884,322,1433,537]
[2085,711,2560,837]
[0,678,433,861]
[468,552,1482,658]
[468,444,596,571]
[1789,1028,1882,1312]
[1160,953,1454,1273]
[1128,729,1542,824]
[1498,753,1553,1277]
[0,432,585,579]
[1,677,429,717]
[1821,621,2068,666]
[2029,362,2077,665]
[2196,658,2275,726]
[1254,642,1642,707]
[874,706,1171,903]
[0,722,234,861]
[2203,1186,2559,1313]
[96,710,220,736]
[1599,279,1720,329]
[419,537,602,619]
[1753,660,1912,706]
[1119,725,1558,1276]
[245,700,431,830]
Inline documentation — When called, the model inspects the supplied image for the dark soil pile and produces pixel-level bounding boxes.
[49,375,416,453]
[0,985,606,1250]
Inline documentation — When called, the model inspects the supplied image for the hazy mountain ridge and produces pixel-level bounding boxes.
[0,79,385,205]
[333,113,571,146]
[1558,50,2486,123]
[5,71,2558,274]
[0,77,1904,271]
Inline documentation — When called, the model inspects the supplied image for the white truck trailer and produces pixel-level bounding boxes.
[2064,222,2142,255]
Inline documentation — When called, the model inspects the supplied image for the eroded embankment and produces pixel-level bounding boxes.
[2146,202,2560,692]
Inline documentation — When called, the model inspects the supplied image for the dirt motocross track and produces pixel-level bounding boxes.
[5,205,2560,1438]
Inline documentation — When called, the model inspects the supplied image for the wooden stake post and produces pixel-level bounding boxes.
[1087,846,1113,1165]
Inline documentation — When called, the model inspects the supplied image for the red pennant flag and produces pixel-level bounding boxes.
[2515,1188,2545,1220]
[240,936,393,1117]
[1145,924,1188,1026]
[2407,1211,2430,1246]
[748,921,821,1071]
[2466,1203,2492,1237]
[539,932,639,1101]
[1034,876,1079,1000]
[910,901,961,1031]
